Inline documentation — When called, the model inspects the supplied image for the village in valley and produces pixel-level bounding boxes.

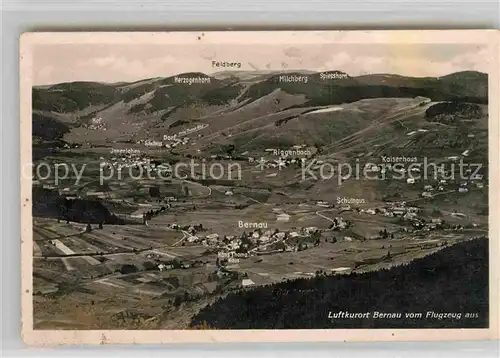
[33,131,488,313]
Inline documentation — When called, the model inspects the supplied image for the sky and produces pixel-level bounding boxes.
[32,42,490,85]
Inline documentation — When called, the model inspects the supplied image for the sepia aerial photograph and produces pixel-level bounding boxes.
[24,32,492,333]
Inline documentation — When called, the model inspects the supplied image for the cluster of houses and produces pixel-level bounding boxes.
[335,201,435,229]
[328,217,350,230]
[242,145,314,169]
[397,155,486,197]
[168,223,331,260]
[167,223,204,234]
[137,136,192,149]
[251,156,306,170]
[154,258,195,272]
[100,154,174,175]
[145,221,354,274]
[353,200,477,235]
[203,145,312,166]
[209,154,237,161]
[357,155,486,198]
[44,185,107,201]
[418,169,485,197]
[379,203,420,219]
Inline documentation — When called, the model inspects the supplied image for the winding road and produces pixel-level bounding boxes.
[315,209,336,223]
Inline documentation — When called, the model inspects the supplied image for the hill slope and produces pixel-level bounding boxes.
[33,70,488,116]
[32,70,489,157]
[241,70,488,106]
[190,238,489,329]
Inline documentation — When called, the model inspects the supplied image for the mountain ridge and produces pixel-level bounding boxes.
[31,69,488,159]
[33,70,487,89]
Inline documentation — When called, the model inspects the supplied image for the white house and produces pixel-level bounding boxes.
[403,212,417,220]
[393,208,406,216]
[277,213,290,222]
[274,232,286,240]
[305,227,319,234]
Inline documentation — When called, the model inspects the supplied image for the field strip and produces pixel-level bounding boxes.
[84,232,136,250]
[50,239,99,265]
[133,288,164,297]
[70,236,103,253]
[52,239,76,255]
[33,226,59,240]
[148,249,179,258]
[95,279,126,289]
[61,258,75,271]
[33,241,42,256]
[183,179,212,197]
